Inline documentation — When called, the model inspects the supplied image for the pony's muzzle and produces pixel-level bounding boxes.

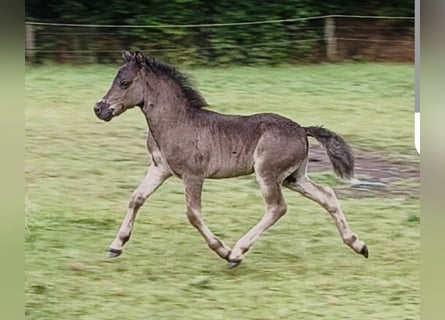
[94,100,113,121]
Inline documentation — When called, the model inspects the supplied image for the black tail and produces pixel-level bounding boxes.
[304,126,355,180]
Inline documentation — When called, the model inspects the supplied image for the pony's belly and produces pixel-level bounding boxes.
[207,161,254,179]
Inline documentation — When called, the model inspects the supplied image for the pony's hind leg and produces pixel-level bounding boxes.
[227,173,287,268]
[108,164,171,258]
[284,170,368,258]
[183,177,232,260]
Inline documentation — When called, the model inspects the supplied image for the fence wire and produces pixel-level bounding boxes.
[25,15,414,65]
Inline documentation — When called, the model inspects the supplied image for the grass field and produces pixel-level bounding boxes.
[25,63,419,320]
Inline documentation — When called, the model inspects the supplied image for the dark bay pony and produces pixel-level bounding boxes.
[93,50,368,268]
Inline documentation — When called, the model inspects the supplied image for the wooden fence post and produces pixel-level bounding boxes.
[26,24,36,63]
[325,16,337,61]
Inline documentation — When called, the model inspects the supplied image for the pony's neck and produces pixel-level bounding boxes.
[140,69,194,130]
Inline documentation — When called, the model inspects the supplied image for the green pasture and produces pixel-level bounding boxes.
[25,63,419,320]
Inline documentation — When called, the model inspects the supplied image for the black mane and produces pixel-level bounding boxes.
[145,57,208,109]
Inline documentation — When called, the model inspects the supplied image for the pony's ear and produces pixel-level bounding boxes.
[121,50,133,62]
[135,51,146,65]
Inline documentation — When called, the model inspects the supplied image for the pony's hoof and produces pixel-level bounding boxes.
[227,259,242,269]
[107,248,122,258]
[360,245,369,258]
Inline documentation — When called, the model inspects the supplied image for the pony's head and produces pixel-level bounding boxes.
[94,50,147,121]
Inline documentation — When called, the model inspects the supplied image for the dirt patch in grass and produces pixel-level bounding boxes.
[308,145,419,198]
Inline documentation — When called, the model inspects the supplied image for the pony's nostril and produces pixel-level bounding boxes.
[94,104,101,113]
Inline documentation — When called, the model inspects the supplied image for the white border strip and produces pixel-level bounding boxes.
[414,0,420,155]
[415,112,420,154]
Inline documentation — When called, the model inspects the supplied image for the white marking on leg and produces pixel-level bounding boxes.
[285,176,365,253]
[110,164,171,251]
[229,175,287,261]
[183,178,231,259]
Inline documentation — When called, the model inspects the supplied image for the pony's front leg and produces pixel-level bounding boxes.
[183,177,232,260]
[108,164,171,258]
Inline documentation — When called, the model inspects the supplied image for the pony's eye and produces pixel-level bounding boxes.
[120,80,130,89]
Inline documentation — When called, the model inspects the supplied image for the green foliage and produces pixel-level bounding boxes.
[26,1,414,65]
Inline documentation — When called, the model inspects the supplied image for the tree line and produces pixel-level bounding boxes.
[26,0,414,65]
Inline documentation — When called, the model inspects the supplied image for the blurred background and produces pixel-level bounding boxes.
[26,0,414,66]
